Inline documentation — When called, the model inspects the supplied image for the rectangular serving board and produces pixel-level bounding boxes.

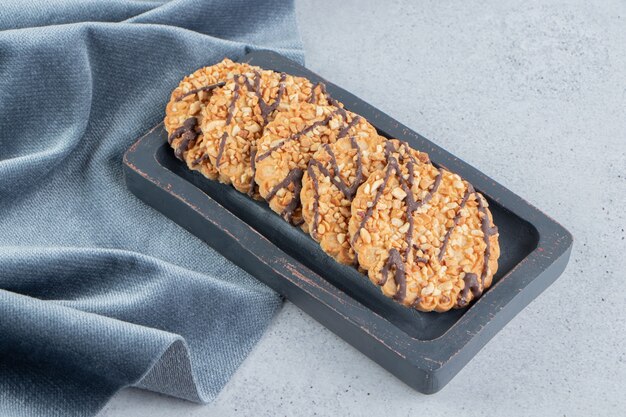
[123,50,573,394]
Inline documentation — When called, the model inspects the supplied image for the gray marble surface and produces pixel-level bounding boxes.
[100,0,626,415]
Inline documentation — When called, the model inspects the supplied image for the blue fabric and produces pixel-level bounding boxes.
[0,1,303,415]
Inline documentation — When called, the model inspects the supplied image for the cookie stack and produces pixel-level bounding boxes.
[164,58,500,313]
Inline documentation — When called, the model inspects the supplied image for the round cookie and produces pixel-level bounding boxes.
[199,70,333,197]
[254,102,368,226]
[301,137,429,265]
[164,58,255,179]
[348,158,499,312]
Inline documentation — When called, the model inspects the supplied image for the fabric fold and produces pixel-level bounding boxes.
[0,0,302,415]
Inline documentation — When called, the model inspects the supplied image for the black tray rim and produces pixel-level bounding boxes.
[123,50,573,393]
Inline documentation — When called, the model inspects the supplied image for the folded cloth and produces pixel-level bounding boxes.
[0,1,304,415]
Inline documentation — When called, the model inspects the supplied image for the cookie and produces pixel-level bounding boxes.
[198,70,333,197]
[301,137,429,265]
[348,157,499,312]
[164,58,255,179]
[254,102,368,226]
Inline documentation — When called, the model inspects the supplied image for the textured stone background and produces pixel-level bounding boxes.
[101,0,626,415]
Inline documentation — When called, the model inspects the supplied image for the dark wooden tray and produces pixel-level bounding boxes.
[123,50,573,394]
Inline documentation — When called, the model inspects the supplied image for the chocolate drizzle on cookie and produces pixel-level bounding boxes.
[409,296,423,309]
[412,243,429,264]
[453,193,499,307]
[457,273,481,307]
[307,136,364,239]
[215,75,242,167]
[383,158,419,301]
[381,248,407,301]
[477,194,498,283]
[315,139,364,198]
[351,156,447,303]
[438,184,474,262]
[307,84,320,103]
[265,168,304,222]
[434,189,497,308]
[243,71,287,124]
[308,82,341,108]
[305,137,431,270]
[351,158,405,297]
[256,108,347,162]
[192,153,209,166]
[175,81,226,102]
[168,117,200,160]
[384,140,421,166]
[196,70,287,195]
[336,116,361,140]
[257,107,352,225]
